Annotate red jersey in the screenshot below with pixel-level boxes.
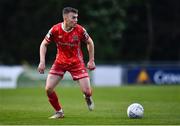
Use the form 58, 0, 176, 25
45, 23, 89, 65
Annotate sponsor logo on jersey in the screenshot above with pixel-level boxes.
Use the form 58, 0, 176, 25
57, 41, 77, 47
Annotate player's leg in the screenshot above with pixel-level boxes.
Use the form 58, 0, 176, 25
45, 74, 64, 119
46, 74, 62, 111
78, 77, 94, 111
78, 77, 92, 96
69, 63, 94, 111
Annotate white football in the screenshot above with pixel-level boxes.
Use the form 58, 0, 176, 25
127, 103, 144, 118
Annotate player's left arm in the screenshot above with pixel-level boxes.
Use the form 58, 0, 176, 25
86, 37, 96, 70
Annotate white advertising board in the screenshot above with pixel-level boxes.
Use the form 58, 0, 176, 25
92, 65, 123, 86
0, 66, 24, 88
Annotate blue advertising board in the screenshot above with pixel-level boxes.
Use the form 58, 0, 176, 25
127, 66, 180, 85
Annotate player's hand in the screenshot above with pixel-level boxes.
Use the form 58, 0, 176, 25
38, 62, 46, 74
87, 60, 96, 71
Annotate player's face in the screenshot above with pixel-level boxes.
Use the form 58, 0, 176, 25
66, 12, 78, 28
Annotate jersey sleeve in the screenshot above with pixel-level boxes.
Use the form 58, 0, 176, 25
45, 26, 56, 43
80, 27, 90, 42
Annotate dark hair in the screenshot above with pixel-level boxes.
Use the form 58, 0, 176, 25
63, 7, 78, 15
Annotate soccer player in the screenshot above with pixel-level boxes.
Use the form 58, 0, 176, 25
38, 7, 95, 119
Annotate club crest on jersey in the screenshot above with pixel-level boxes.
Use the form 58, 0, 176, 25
73, 35, 78, 41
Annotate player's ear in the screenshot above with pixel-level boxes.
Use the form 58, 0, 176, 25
63, 14, 66, 20
63, 14, 68, 21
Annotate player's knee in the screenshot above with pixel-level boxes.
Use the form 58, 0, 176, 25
45, 86, 53, 95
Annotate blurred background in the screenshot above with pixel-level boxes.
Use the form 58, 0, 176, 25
1, 0, 180, 88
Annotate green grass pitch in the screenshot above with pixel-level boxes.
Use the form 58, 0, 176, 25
0, 85, 180, 125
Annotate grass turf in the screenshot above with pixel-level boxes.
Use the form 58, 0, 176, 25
0, 85, 180, 125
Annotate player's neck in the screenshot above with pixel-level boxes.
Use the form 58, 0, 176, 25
62, 22, 73, 32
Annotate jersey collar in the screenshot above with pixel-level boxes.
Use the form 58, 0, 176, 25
61, 23, 74, 33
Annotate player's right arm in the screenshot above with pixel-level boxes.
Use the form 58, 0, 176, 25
38, 39, 50, 74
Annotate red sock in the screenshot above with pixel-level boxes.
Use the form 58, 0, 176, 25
47, 91, 61, 111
